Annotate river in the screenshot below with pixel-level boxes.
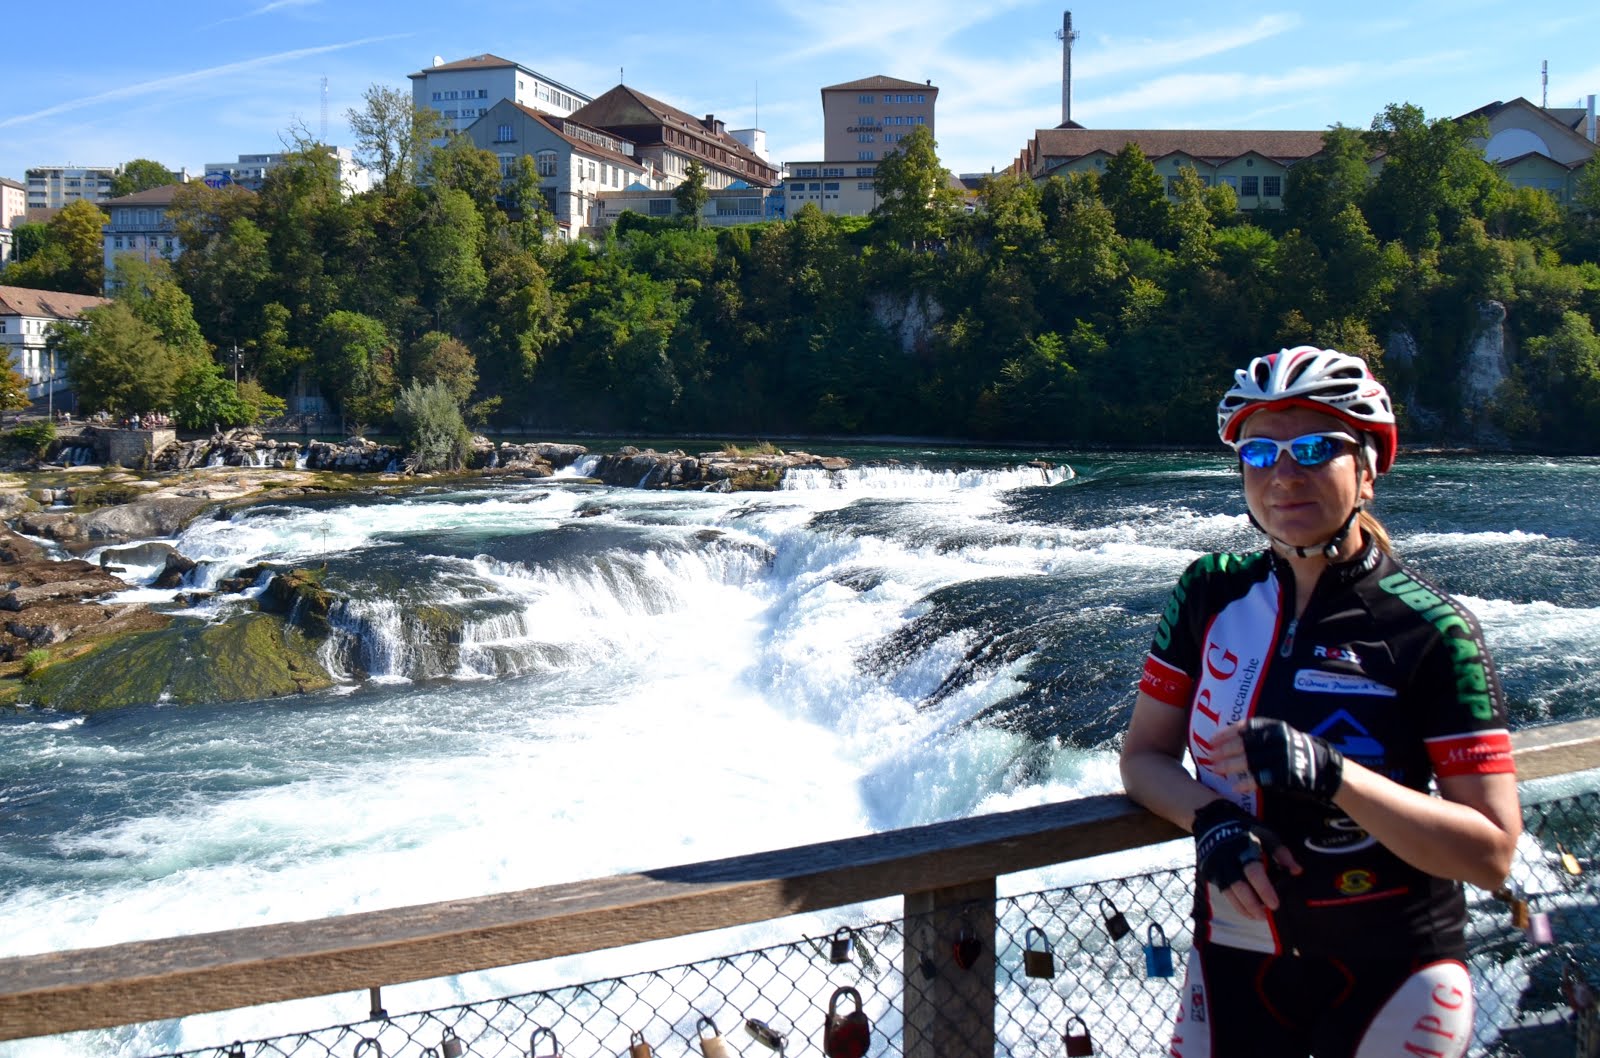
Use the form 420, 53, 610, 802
2, 446, 1598, 1056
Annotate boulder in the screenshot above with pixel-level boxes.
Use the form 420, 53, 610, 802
76, 496, 213, 542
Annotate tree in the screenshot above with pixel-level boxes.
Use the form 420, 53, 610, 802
432, 134, 506, 222
110, 159, 176, 198
172, 359, 252, 430
1285, 125, 1372, 246
1364, 103, 1502, 251
1100, 143, 1170, 243
394, 380, 472, 471
404, 332, 478, 405
871, 126, 960, 248
2, 201, 107, 293
49, 303, 185, 415
673, 160, 711, 229
347, 84, 446, 192
411, 188, 487, 327
0, 364, 31, 425
317, 310, 397, 431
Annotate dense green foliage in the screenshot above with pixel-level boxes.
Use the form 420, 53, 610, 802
27, 97, 1598, 450
1, 200, 108, 294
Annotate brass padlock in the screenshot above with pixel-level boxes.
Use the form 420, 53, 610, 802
697, 1015, 732, 1058
1561, 842, 1583, 876
1064, 1015, 1094, 1057
1023, 925, 1055, 979
1509, 887, 1531, 930
823, 985, 871, 1058
528, 1026, 560, 1058
829, 926, 856, 964
628, 1030, 652, 1058
1100, 898, 1131, 942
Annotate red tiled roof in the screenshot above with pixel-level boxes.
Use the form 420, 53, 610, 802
102, 184, 185, 207
0, 285, 111, 319
1027, 128, 1331, 167
506, 103, 645, 172
571, 86, 776, 184
410, 53, 519, 77
822, 75, 936, 93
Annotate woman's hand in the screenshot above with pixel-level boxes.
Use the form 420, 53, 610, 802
1192, 799, 1302, 919
1211, 718, 1344, 800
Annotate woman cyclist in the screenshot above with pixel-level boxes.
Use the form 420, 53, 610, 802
1119, 346, 1521, 1057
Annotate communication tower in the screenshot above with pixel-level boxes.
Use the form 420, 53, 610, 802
321, 76, 330, 143
1541, 60, 1548, 108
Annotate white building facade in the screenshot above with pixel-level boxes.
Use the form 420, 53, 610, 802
0, 177, 25, 267
0, 285, 110, 401
783, 75, 939, 217
409, 54, 592, 136
24, 165, 116, 212
463, 100, 650, 238
100, 185, 184, 290
203, 147, 371, 197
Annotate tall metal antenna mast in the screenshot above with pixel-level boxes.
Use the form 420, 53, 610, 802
320, 76, 329, 142
1055, 11, 1078, 126
1541, 60, 1548, 108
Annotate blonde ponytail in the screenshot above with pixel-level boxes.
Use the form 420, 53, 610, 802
1360, 509, 1393, 554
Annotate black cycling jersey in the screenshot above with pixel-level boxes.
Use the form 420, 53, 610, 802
1140, 541, 1514, 959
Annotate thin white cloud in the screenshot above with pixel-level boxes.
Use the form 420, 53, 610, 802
772, 0, 1034, 63
208, 0, 322, 30
1075, 15, 1301, 80
0, 35, 408, 130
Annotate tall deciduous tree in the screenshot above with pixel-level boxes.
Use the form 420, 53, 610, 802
673, 160, 710, 228
1100, 143, 1170, 244
871, 126, 960, 248
347, 84, 446, 193
317, 310, 397, 431
1364, 103, 1503, 251
111, 159, 176, 198
2, 200, 108, 294
49, 303, 185, 415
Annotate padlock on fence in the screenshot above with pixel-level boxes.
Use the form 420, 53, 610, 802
627, 1029, 653, 1058
1063, 1015, 1094, 1057
745, 1017, 787, 1052
953, 920, 983, 970
226, 1044, 246, 1058
1561, 842, 1584, 877
1144, 923, 1174, 977
528, 1027, 560, 1058
823, 985, 872, 1058
697, 1015, 733, 1058
1511, 891, 1532, 930
1100, 898, 1131, 942
440, 1031, 466, 1058
1527, 906, 1555, 945
1023, 925, 1056, 979
830, 926, 856, 964
353, 1039, 382, 1058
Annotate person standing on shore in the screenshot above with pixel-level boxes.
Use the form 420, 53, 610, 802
1120, 346, 1521, 1057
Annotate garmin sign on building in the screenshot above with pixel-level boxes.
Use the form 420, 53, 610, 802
784, 74, 938, 218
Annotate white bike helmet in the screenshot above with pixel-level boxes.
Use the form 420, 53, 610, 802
1217, 346, 1398, 473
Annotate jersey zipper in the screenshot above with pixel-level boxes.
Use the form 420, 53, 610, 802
1279, 617, 1298, 658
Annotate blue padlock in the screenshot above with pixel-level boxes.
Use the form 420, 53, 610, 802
1144, 923, 1174, 978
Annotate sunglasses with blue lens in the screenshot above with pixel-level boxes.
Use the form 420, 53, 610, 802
1230, 431, 1358, 470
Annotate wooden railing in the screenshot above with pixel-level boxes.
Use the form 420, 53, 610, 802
3, 718, 1600, 1046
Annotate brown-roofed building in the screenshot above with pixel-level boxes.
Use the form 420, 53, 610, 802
100, 184, 187, 291
568, 85, 780, 191
1458, 96, 1596, 205
785, 74, 939, 218
1014, 128, 1334, 211
0, 285, 111, 404
409, 53, 593, 135
463, 100, 650, 237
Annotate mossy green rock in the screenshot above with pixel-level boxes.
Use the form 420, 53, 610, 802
24, 613, 335, 712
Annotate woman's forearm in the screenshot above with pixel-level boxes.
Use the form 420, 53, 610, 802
1120, 749, 1219, 834
1333, 762, 1518, 890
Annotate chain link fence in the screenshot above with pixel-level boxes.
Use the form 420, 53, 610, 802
136, 787, 1600, 1058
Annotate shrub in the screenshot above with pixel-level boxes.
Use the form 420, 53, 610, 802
393, 380, 471, 472
5, 421, 56, 458
21, 649, 50, 678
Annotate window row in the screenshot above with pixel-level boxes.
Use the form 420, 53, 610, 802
431, 89, 490, 101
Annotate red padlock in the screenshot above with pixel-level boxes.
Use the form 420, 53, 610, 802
823, 985, 872, 1058
952, 922, 983, 970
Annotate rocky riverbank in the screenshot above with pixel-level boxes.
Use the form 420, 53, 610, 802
1, 439, 852, 712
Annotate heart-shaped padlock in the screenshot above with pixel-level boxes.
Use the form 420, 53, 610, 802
823, 985, 871, 1058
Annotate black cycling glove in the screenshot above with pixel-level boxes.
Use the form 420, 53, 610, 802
1192, 799, 1285, 892
1240, 717, 1345, 801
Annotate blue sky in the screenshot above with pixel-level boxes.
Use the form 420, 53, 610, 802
2, 0, 1598, 187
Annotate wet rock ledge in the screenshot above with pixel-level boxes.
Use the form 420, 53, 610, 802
590, 447, 850, 490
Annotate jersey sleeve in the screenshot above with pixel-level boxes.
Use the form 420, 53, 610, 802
1139, 556, 1211, 708
1401, 578, 1514, 778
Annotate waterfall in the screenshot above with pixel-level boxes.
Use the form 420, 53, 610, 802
782, 464, 1074, 491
